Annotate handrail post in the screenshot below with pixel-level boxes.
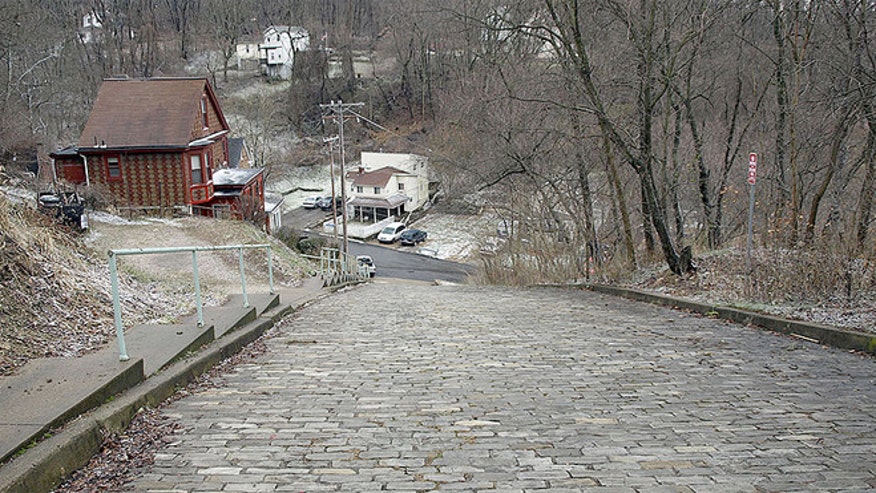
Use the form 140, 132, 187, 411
109, 253, 130, 361
192, 250, 204, 327
238, 247, 249, 308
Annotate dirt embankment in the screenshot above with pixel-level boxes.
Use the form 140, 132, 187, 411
0, 197, 308, 377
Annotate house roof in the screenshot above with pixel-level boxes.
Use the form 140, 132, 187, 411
265, 25, 308, 37
78, 77, 229, 150
213, 167, 262, 187
264, 192, 284, 212
347, 166, 410, 188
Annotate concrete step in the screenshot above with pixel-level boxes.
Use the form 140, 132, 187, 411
0, 292, 276, 465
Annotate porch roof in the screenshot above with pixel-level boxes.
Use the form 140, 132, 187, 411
349, 193, 409, 209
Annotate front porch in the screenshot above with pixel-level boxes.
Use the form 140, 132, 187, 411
348, 194, 409, 224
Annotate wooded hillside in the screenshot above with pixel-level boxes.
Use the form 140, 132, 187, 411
1, 0, 874, 282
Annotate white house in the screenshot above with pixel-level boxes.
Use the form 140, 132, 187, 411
259, 26, 310, 80
327, 51, 377, 80
235, 41, 260, 71
264, 192, 284, 235
79, 11, 102, 44
345, 152, 430, 225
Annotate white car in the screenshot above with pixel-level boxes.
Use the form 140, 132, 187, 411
302, 196, 323, 209
377, 222, 406, 243
356, 255, 376, 277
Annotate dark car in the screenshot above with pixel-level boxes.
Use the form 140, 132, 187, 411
318, 196, 344, 211
399, 228, 428, 246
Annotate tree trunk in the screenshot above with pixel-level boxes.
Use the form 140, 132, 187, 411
805, 112, 850, 245
857, 114, 876, 251
603, 136, 636, 268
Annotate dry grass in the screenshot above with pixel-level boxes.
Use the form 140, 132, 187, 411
0, 198, 310, 377
475, 232, 876, 334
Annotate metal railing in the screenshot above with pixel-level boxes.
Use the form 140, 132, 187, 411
108, 244, 274, 361
316, 247, 370, 287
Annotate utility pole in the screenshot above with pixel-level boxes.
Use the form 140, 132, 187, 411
324, 136, 339, 245
320, 99, 364, 254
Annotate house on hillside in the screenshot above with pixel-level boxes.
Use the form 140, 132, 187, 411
79, 11, 102, 44
210, 167, 265, 221
50, 77, 268, 229
235, 40, 260, 71
345, 152, 430, 225
259, 26, 310, 80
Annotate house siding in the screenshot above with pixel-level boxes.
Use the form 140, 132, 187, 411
102, 153, 187, 208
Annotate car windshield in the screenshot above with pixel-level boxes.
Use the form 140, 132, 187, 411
381, 227, 395, 234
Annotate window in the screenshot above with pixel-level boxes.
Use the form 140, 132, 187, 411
356, 186, 363, 193
398, 182, 405, 191
191, 154, 203, 184
106, 156, 121, 181
373, 187, 381, 194
200, 96, 209, 128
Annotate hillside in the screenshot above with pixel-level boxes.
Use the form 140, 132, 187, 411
0, 191, 310, 377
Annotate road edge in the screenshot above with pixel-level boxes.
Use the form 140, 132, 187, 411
578, 283, 876, 355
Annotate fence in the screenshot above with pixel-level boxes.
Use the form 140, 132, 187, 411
108, 244, 274, 361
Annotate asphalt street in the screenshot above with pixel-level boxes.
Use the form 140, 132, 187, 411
348, 241, 475, 284
120, 282, 876, 492
282, 205, 475, 284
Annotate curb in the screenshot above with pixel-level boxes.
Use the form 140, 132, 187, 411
0, 291, 321, 493
580, 284, 876, 355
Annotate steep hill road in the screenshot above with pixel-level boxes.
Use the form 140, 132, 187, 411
116, 280, 876, 492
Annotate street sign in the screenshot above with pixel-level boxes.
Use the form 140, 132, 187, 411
746, 152, 757, 273
747, 152, 757, 185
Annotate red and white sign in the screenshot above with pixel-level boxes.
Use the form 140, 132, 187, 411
747, 152, 757, 185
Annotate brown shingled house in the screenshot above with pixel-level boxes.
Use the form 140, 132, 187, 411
50, 77, 241, 216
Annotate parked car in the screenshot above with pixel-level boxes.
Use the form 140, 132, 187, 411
356, 255, 376, 277
377, 222, 406, 243
399, 228, 428, 246
302, 195, 323, 209
318, 196, 345, 211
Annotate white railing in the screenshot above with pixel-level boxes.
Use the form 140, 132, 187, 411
108, 244, 274, 361
318, 247, 370, 287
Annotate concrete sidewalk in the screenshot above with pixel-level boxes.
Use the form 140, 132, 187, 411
0, 274, 326, 493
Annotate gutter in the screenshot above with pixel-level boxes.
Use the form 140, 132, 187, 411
189, 130, 229, 147
81, 154, 90, 187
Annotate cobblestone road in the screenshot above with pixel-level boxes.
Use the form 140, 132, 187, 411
128, 281, 876, 492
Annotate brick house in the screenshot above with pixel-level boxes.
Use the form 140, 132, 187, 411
50, 77, 262, 219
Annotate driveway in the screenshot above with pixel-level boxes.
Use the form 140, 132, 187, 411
119, 282, 876, 492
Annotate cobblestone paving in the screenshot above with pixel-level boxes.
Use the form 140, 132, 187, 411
128, 282, 876, 492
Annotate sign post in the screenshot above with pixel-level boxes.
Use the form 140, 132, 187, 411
746, 153, 757, 273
